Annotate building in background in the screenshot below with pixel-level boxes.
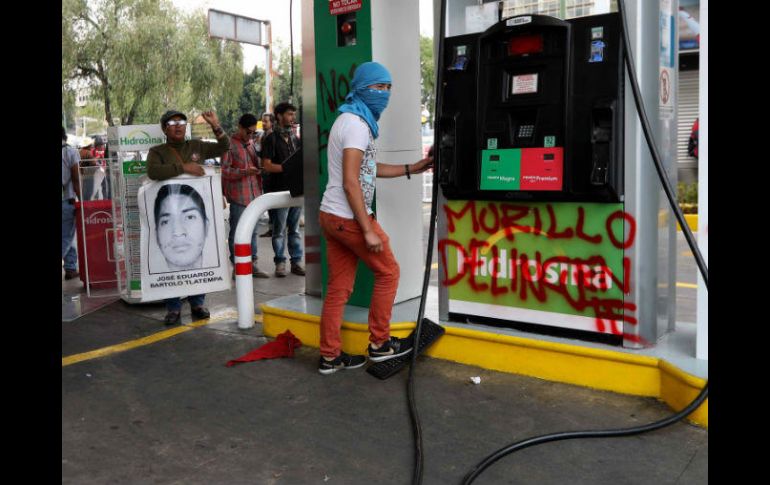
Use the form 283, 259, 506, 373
676, 0, 700, 184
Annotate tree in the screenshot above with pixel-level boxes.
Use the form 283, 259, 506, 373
272, 43, 303, 112
420, 35, 436, 127
62, 0, 244, 127
238, 65, 267, 118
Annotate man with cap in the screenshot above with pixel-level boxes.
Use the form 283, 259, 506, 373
147, 109, 230, 325
317, 62, 433, 375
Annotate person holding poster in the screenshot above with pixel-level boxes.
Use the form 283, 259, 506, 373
147, 109, 230, 325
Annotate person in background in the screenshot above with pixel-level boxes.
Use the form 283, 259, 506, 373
259, 112, 276, 238
62, 127, 81, 281
260, 102, 305, 278
146, 109, 230, 325
687, 118, 699, 160
221, 113, 270, 278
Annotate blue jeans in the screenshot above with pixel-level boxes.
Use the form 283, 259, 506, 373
61, 200, 78, 271
228, 202, 259, 264
269, 206, 303, 264
165, 295, 205, 312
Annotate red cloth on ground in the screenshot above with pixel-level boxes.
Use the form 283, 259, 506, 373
226, 330, 302, 367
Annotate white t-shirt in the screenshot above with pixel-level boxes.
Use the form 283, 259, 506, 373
320, 112, 377, 219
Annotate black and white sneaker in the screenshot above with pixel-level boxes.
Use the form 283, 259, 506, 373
368, 336, 413, 362
318, 352, 367, 375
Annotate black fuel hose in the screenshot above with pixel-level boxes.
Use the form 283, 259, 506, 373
407, 0, 449, 482
460, 0, 708, 482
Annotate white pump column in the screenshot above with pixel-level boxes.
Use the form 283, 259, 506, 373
369, 0, 426, 303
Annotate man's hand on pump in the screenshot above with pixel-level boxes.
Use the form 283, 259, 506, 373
409, 155, 434, 175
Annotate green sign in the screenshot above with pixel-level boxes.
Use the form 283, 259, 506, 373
487, 138, 498, 150
480, 149, 520, 190
442, 200, 629, 328
122, 161, 147, 175
544, 136, 556, 148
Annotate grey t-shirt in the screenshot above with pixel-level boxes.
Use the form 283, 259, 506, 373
62, 143, 81, 200
320, 113, 376, 219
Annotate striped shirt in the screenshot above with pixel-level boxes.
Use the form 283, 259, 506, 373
221, 134, 263, 206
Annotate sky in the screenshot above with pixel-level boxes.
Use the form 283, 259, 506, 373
173, 0, 436, 73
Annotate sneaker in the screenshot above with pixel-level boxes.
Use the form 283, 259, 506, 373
191, 306, 210, 320
275, 262, 287, 277
318, 352, 367, 375
64, 269, 79, 280
368, 336, 414, 362
252, 262, 270, 278
290, 262, 306, 276
164, 311, 181, 326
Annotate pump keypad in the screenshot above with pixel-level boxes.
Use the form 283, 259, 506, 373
518, 125, 535, 138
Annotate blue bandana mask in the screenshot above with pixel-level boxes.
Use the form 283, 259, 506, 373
338, 62, 393, 139
359, 88, 391, 120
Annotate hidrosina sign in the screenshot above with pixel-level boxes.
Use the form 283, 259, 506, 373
107, 124, 191, 152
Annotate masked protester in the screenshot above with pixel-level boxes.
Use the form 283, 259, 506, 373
316, 62, 433, 375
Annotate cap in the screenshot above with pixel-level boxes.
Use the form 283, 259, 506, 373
160, 110, 187, 127
78, 137, 94, 148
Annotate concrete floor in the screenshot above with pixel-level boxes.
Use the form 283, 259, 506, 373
62, 226, 707, 485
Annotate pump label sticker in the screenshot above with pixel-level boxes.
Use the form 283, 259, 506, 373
520, 147, 563, 191
480, 149, 520, 191
507, 16, 532, 27
480, 148, 562, 191
512, 74, 538, 95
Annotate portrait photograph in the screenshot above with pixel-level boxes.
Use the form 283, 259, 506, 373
143, 178, 221, 274
137, 171, 231, 302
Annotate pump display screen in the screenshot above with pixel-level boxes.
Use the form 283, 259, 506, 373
507, 34, 544, 56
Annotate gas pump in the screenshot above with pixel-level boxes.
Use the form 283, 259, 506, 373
439, 13, 623, 202
435, 10, 671, 347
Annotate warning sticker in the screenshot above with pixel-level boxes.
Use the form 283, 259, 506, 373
329, 0, 362, 16
512, 74, 538, 95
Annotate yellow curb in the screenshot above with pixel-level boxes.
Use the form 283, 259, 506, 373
261, 305, 707, 427
62, 311, 261, 367
677, 214, 698, 232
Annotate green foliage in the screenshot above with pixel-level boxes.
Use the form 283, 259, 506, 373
62, 0, 244, 128
273, 43, 303, 112
677, 182, 698, 204
420, 35, 436, 126
677, 182, 698, 213
237, 65, 267, 119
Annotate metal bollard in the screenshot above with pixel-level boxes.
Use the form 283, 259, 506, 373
235, 191, 303, 329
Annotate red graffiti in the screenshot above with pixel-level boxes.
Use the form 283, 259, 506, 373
440, 201, 641, 341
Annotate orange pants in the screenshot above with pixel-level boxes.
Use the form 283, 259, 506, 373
319, 210, 400, 358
